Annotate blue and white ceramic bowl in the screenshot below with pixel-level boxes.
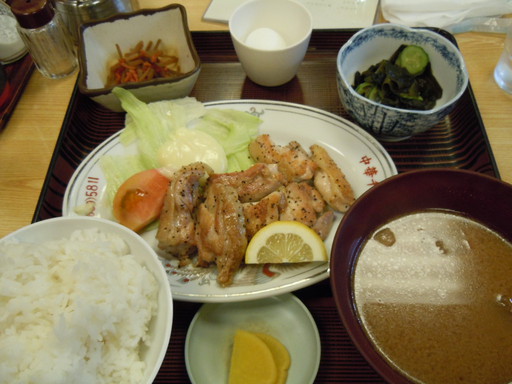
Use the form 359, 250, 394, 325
336, 24, 468, 141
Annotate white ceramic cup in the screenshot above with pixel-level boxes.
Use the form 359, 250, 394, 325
229, 0, 312, 87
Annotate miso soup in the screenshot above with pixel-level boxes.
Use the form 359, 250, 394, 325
354, 210, 512, 384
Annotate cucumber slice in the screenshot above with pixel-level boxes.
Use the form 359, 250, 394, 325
355, 82, 373, 96
395, 45, 429, 76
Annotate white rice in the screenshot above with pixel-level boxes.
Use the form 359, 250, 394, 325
0, 228, 159, 384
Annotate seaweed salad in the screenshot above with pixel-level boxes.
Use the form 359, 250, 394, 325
353, 44, 443, 110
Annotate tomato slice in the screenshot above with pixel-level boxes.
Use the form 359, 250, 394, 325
113, 169, 171, 232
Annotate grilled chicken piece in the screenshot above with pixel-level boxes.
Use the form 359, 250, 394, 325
196, 183, 247, 287
280, 182, 326, 227
156, 162, 212, 263
208, 162, 284, 203
279, 182, 335, 239
313, 211, 335, 240
249, 134, 317, 182
310, 144, 355, 213
243, 189, 286, 239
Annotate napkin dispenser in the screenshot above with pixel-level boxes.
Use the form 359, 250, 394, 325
381, 0, 512, 31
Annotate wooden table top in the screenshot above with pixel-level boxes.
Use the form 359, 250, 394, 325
1, 0, 511, 238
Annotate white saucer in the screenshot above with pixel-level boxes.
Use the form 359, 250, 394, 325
185, 293, 321, 383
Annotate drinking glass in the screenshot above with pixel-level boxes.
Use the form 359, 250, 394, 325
494, 25, 512, 94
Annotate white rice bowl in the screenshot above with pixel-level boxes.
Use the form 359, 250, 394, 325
0, 217, 173, 384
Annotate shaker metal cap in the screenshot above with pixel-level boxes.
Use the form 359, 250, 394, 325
11, 0, 55, 29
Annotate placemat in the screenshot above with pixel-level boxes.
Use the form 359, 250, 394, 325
32, 29, 499, 383
203, 0, 379, 29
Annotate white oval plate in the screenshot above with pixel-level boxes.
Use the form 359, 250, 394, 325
63, 100, 397, 302
185, 293, 321, 384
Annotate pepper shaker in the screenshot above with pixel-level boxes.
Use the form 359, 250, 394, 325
11, 0, 77, 79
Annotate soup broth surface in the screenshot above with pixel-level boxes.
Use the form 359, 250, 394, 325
354, 210, 512, 384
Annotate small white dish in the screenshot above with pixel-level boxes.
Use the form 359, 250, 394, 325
185, 293, 321, 384
77, 4, 200, 112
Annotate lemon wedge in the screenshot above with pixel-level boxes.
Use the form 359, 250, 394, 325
229, 330, 277, 384
245, 221, 328, 264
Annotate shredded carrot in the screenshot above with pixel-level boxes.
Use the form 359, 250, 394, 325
106, 40, 182, 87
115, 43, 123, 59
134, 41, 144, 52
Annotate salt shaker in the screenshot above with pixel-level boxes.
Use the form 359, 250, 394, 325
0, 0, 27, 64
11, 0, 77, 79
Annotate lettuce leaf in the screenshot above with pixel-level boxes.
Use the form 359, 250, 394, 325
103, 89, 261, 206
194, 109, 261, 172
113, 87, 207, 168
100, 154, 147, 205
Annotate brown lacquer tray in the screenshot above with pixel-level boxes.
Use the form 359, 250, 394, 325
0, 54, 34, 131
33, 30, 498, 383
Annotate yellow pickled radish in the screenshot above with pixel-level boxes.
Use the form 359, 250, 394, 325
254, 333, 291, 384
228, 330, 277, 384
